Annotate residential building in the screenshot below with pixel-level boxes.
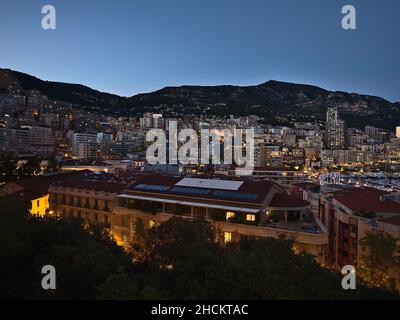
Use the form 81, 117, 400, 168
49, 177, 127, 230
318, 187, 400, 288
325, 107, 346, 150
113, 176, 328, 263
71, 132, 99, 159
140, 113, 164, 129
1, 171, 89, 216
8, 125, 54, 155
0, 94, 14, 117
225, 166, 308, 184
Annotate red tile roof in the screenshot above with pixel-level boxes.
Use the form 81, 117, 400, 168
269, 193, 310, 208
4, 170, 91, 201
292, 182, 319, 189
379, 215, 400, 226
334, 187, 400, 214
52, 178, 127, 193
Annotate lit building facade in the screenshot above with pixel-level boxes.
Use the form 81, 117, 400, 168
317, 187, 400, 288
2, 171, 89, 216
71, 132, 99, 159
325, 107, 347, 150
224, 166, 308, 184
113, 176, 328, 263
48, 178, 126, 239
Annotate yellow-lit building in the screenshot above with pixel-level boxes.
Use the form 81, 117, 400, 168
1, 170, 90, 216
29, 194, 49, 216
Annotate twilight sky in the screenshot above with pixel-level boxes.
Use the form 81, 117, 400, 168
0, 0, 399, 102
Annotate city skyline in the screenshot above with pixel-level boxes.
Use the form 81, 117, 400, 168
1, 0, 400, 101
1, 0, 400, 304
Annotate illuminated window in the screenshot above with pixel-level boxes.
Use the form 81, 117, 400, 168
246, 214, 256, 222
226, 211, 235, 221
149, 220, 156, 228
224, 232, 232, 243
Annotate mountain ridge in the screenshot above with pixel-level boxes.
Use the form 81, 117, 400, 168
1, 68, 399, 129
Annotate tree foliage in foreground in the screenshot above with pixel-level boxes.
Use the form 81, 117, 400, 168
0, 198, 132, 299
358, 231, 400, 291
133, 217, 396, 300
0, 199, 397, 300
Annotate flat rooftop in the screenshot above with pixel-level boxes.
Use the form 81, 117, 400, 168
124, 175, 277, 206
121, 175, 310, 213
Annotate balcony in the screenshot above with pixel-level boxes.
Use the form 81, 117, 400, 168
214, 221, 328, 246
114, 206, 328, 246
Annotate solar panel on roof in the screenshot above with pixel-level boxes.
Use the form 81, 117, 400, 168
170, 186, 210, 195
134, 184, 170, 191
175, 178, 243, 190
212, 190, 258, 200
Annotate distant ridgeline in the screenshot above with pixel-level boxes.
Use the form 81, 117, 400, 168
1, 68, 399, 129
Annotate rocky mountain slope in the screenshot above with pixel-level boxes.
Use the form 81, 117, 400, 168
1, 68, 399, 129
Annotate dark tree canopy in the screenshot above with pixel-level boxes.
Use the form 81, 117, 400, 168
359, 231, 400, 291
0, 199, 397, 300
0, 197, 133, 299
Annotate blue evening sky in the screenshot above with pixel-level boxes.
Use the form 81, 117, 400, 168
0, 0, 399, 101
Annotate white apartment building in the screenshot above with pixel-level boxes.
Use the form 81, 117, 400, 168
72, 132, 99, 159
